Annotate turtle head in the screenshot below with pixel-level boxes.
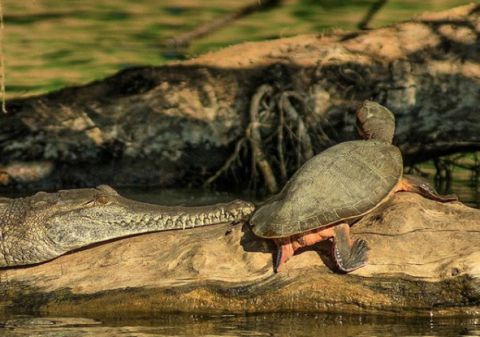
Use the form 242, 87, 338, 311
356, 101, 395, 143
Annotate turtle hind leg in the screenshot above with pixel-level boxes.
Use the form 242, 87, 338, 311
398, 174, 458, 202
332, 223, 369, 273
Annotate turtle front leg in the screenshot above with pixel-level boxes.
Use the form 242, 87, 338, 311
331, 223, 369, 273
396, 174, 458, 202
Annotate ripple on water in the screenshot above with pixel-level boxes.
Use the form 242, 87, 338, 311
0, 314, 479, 337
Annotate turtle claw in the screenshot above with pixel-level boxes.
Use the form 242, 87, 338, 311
273, 238, 294, 273
331, 223, 369, 273
333, 238, 370, 274
435, 193, 458, 203
274, 249, 282, 273
353, 239, 369, 255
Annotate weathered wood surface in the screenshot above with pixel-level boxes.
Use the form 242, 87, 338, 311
1, 193, 479, 317
1, 5, 479, 191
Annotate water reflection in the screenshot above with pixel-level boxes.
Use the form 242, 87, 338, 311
117, 186, 248, 206
117, 170, 480, 209
0, 314, 479, 337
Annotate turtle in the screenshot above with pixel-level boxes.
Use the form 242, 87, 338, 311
249, 101, 457, 273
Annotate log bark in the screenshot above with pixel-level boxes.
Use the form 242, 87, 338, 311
0, 193, 479, 316
1, 4, 480, 191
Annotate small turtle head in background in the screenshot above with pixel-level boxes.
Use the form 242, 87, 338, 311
356, 100, 395, 143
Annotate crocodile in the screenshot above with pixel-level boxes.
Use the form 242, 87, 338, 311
0, 185, 254, 267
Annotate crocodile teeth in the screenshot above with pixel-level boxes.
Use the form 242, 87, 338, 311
178, 215, 188, 229
171, 215, 179, 226
191, 216, 198, 227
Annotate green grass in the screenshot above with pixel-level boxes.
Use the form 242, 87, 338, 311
2, 0, 472, 98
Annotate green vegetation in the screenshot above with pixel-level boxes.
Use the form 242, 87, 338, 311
3, 0, 469, 98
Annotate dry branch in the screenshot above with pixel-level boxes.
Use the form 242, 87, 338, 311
164, 0, 283, 47
357, 0, 388, 29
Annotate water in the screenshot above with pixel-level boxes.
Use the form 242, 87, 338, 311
117, 186, 247, 206
119, 170, 479, 208
415, 157, 480, 209
433, 175, 480, 209
0, 314, 479, 337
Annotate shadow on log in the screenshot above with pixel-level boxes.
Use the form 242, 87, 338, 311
0, 5, 479, 192
1, 193, 479, 316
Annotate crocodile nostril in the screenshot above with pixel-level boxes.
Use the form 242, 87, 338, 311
451, 267, 461, 276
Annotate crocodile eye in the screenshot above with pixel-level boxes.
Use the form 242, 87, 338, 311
95, 195, 110, 205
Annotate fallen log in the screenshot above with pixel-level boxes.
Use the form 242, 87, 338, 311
0, 4, 479, 191
1, 193, 479, 316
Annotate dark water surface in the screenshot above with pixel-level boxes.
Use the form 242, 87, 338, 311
0, 314, 479, 337
117, 171, 479, 208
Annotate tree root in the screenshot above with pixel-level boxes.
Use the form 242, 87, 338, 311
203, 138, 246, 187
247, 84, 278, 194
279, 91, 314, 169
205, 84, 317, 195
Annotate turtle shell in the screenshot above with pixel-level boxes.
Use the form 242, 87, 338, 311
250, 140, 402, 238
